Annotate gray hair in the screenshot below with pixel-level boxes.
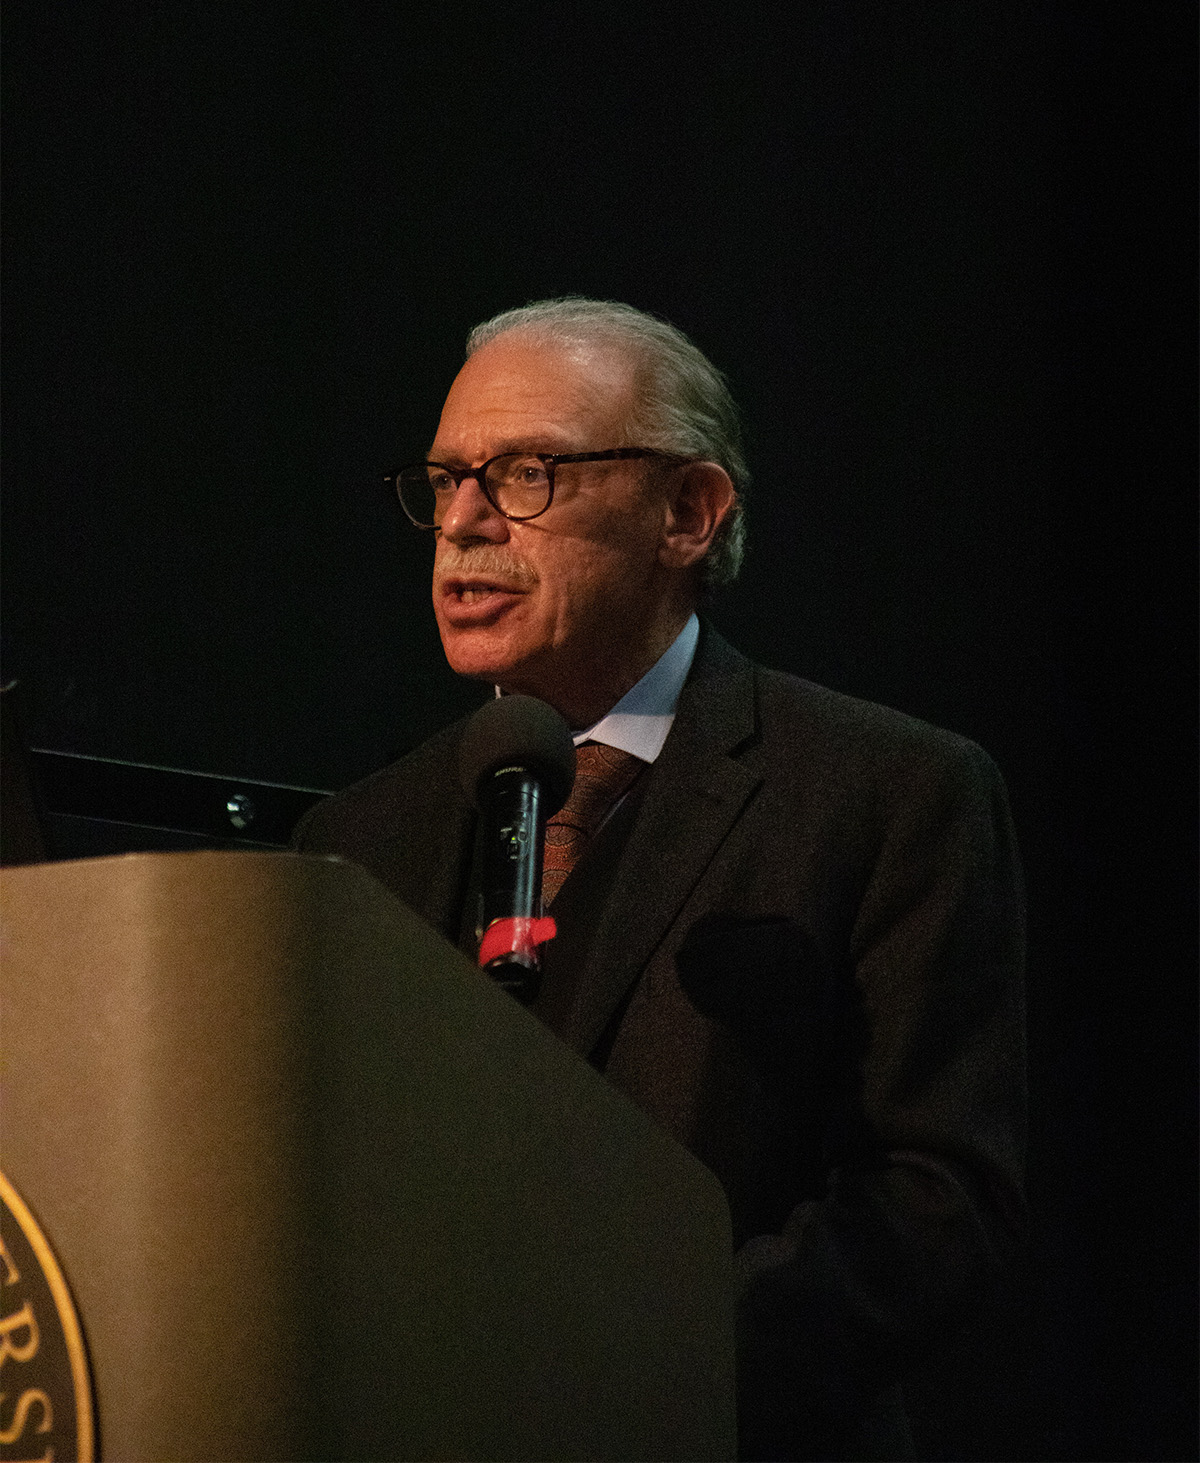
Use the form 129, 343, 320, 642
465, 297, 747, 588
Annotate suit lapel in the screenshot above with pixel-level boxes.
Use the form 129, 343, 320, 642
559, 627, 763, 1056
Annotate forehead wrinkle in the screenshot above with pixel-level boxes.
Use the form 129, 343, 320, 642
553, 338, 641, 436
487, 329, 641, 433
437, 435, 582, 464
432, 333, 643, 469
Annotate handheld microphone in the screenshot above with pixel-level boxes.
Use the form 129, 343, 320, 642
458, 695, 575, 1003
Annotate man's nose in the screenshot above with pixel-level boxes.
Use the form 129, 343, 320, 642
438, 472, 508, 543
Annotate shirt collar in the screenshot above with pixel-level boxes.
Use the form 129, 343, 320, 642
572, 613, 699, 763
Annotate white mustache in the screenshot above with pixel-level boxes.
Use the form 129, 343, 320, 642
436, 546, 538, 586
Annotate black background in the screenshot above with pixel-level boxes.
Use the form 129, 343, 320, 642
3, 5, 1195, 1458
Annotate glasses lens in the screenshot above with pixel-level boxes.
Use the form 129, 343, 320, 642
396, 464, 454, 527
485, 455, 552, 519
396, 456, 553, 526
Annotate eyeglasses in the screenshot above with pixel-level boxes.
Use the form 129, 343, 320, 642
386, 448, 695, 530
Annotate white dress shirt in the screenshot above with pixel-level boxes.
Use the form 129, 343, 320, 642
571, 613, 700, 762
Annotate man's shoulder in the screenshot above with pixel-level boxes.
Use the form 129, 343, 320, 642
294, 713, 472, 853
759, 662, 1004, 813
760, 660, 982, 758
696, 626, 1003, 798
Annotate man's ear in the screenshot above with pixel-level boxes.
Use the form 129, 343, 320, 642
658, 462, 737, 571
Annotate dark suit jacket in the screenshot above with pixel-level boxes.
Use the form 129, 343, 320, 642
295, 626, 1026, 1461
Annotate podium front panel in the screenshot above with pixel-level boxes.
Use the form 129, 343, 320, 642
0, 851, 734, 1461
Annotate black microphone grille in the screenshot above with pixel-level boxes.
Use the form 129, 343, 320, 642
457, 695, 576, 815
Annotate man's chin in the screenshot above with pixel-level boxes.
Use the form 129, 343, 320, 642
438, 626, 524, 686
441, 637, 562, 707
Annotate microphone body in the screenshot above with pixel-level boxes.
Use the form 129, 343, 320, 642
476, 766, 553, 998
458, 696, 575, 1003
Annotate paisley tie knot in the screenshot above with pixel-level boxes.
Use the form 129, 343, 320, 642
542, 742, 644, 907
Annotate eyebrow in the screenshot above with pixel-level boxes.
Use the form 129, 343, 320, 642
426, 437, 576, 464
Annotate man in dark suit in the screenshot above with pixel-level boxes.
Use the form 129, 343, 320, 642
297, 298, 1026, 1461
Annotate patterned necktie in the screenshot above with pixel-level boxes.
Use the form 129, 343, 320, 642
542, 742, 645, 907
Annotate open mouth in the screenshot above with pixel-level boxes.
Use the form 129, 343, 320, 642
442, 578, 525, 603
438, 577, 530, 623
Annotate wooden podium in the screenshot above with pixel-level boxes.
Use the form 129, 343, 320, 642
0, 852, 735, 1462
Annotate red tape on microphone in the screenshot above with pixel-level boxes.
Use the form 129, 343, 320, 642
478, 916, 558, 968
